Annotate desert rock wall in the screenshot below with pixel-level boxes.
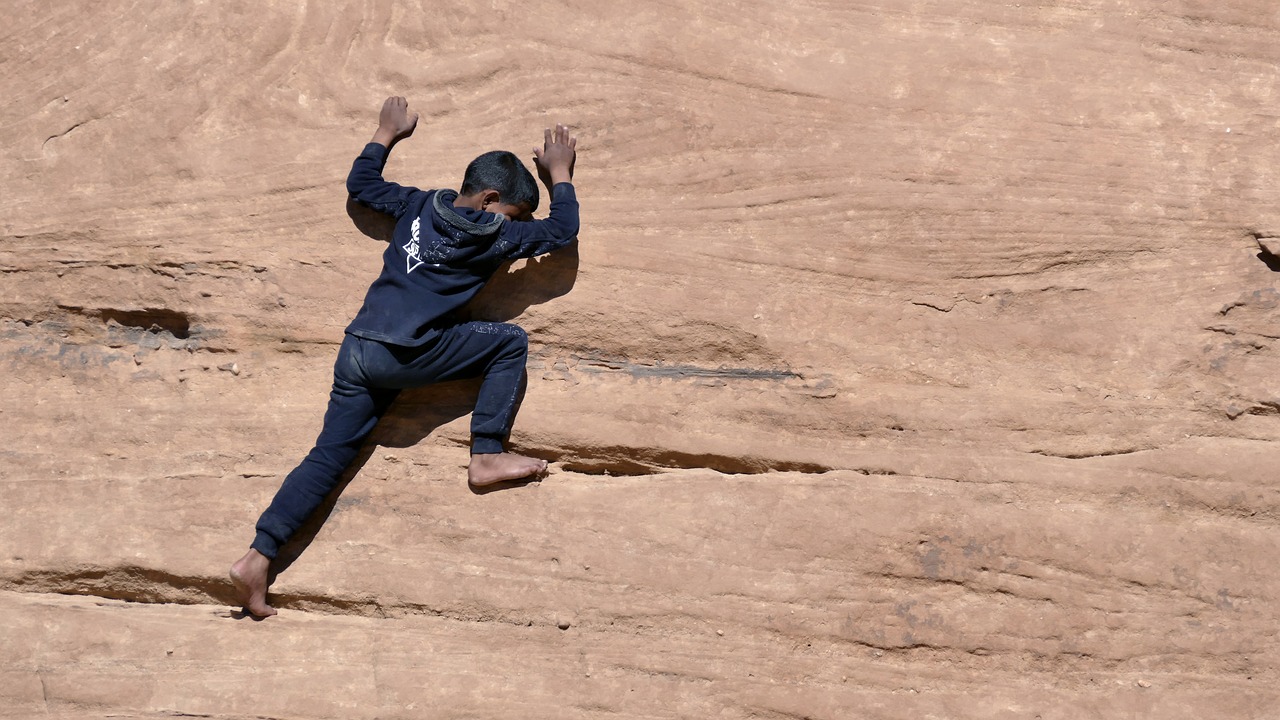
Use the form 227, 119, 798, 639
3, 1, 1279, 718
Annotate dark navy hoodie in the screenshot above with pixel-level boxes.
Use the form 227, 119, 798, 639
343, 142, 579, 346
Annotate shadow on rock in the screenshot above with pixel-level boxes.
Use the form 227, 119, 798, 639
346, 198, 397, 242
464, 239, 579, 322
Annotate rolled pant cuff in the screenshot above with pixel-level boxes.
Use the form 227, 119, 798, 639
471, 436, 505, 455
250, 531, 281, 560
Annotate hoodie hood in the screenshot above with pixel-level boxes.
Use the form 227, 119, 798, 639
432, 189, 505, 237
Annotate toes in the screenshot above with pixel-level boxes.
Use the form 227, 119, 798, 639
246, 604, 277, 618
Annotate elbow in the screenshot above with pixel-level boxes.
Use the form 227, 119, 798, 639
558, 217, 580, 241
346, 162, 377, 197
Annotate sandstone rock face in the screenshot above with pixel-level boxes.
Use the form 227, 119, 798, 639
3, 1, 1279, 717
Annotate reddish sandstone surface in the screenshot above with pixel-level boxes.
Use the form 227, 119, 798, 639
3, 1, 1279, 718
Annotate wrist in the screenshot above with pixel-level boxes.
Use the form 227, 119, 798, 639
371, 127, 398, 148
549, 168, 572, 185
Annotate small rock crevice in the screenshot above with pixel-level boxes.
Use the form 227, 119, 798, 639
515, 442, 833, 477
1026, 446, 1155, 460
4, 305, 212, 352
569, 354, 800, 381
65, 305, 193, 339
1226, 400, 1280, 420
1, 565, 540, 627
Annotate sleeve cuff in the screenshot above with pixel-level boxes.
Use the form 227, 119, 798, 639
361, 142, 390, 161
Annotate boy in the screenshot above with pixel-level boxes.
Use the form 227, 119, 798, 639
230, 96, 580, 618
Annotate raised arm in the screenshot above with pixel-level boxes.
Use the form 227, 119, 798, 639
501, 124, 580, 259
346, 96, 424, 219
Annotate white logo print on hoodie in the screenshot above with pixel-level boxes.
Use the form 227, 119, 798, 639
403, 216, 425, 274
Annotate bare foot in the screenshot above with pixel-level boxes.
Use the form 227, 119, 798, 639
230, 549, 277, 618
468, 452, 548, 487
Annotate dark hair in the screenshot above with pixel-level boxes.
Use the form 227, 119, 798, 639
461, 150, 539, 212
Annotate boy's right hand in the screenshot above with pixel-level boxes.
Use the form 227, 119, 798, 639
372, 96, 419, 148
533, 124, 577, 187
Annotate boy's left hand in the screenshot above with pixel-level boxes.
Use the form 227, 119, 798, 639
372, 96, 419, 147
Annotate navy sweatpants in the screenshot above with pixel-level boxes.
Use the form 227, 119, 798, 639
250, 321, 528, 559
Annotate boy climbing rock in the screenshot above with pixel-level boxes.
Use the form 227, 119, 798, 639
230, 96, 580, 617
